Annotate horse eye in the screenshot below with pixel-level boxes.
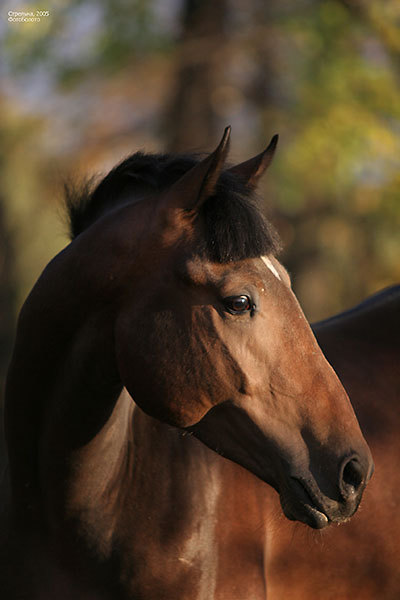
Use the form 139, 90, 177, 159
224, 295, 252, 314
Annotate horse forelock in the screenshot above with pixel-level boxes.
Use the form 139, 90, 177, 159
64, 152, 281, 263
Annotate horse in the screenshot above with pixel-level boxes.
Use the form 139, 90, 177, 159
1, 128, 373, 599
265, 285, 400, 599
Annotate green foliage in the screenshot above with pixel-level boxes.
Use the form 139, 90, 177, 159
261, 0, 400, 317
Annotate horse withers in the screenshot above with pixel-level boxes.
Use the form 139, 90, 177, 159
1, 129, 373, 599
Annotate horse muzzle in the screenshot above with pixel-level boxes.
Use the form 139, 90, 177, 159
280, 454, 374, 530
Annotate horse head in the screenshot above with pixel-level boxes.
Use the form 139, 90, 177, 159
112, 128, 373, 529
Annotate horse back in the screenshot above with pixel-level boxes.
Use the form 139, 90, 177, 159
313, 285, 400, 434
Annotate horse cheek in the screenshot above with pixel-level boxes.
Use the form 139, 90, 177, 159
114, 312, 213, 427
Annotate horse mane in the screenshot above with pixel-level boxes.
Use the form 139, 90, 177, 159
64, 152, 281, 263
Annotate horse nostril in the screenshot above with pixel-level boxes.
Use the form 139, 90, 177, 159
340, 457, 365, 499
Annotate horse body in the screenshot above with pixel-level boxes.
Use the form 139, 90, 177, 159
266, 286, 400, 599
1, 130, 373, 599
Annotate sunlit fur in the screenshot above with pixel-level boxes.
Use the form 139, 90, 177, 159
265, 285, 400, 599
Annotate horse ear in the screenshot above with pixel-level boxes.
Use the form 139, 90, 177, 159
163, 126, 231, 213
228, 134, 278, 188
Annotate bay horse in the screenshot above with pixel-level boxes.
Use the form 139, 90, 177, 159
265, 285, 400, 599
1, 128, 373, 599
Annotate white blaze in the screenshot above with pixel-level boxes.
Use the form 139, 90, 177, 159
261, 256, 281, 280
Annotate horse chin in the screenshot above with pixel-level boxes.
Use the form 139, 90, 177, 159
279, 478, 332, 530
281, 498, 330, 530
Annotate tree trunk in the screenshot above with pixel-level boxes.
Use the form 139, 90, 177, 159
163, 0, 229, 152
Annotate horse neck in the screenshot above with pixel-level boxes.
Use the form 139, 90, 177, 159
102, 408, 271, 596
4, 232, 130, 523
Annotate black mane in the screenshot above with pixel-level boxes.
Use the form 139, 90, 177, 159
65, 152, 281, 262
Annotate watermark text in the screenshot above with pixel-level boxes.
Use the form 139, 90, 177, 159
7, 9, 50, 23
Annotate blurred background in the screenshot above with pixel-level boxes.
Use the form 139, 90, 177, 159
1, 0, 400, 393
